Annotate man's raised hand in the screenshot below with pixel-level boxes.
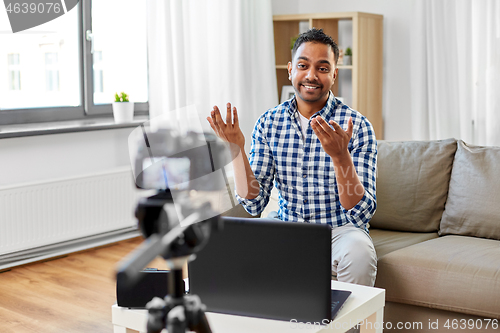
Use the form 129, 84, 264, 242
207, 103, 245, 149
311, 116, 353, 162
207, 103, 258, 199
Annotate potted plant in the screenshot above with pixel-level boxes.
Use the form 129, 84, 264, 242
290, 35, 299, 50
344, 47, 352, 66
112, 92, 134, 123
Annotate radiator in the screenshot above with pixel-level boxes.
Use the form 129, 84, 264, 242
0, 167, 147, 268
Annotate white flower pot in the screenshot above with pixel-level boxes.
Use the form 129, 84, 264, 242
344, 55, 352, 66
112, 102, 134, 123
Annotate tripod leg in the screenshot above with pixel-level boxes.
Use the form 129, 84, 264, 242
191, 311, 212, 333
146, 297, 167, 333
167, 305, 187, 333
184, 295, 212, 333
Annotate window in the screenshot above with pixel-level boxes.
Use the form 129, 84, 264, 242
89, 0, 148, 108
44, 52, 60, 92
2, 7, 79, 111
0, 0, 148, 125
7, 53, 21, 91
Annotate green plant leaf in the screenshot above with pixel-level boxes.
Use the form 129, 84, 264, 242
121, 92, 129, 102
115, 92, 129, 102
290, 35, 299, 50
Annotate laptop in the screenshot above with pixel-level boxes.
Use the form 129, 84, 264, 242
188, 217, 351, 323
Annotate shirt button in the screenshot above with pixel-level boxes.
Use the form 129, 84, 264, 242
303, 174, 307, 178
304, 199, 308, 203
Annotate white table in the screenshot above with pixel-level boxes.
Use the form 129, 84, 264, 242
112, 280, 385, 333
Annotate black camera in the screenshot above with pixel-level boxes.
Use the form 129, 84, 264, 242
131, 128, 234, 192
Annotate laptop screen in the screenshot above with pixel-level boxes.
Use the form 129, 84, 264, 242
188, 217, 334, 322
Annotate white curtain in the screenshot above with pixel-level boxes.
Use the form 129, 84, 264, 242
411, 0, 500, 146
146, 0, 278, 151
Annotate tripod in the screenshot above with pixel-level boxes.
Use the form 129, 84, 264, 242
116, 195, 220, 333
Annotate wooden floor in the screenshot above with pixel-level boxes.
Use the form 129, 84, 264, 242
0, 236, 166, 333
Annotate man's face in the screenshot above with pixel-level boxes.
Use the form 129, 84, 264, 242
288, 42, 337, 105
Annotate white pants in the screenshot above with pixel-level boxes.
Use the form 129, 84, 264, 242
262, 212, 377, 287
331, 224, 377, 287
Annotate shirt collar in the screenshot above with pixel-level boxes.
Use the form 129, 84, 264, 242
287, 92, 337, 119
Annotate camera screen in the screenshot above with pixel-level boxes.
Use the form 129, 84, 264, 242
142, 157, 191, 190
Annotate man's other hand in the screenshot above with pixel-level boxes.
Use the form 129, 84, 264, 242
311, 116, 353, 162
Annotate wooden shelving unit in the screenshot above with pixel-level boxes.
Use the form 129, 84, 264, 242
273, 12, 384, 139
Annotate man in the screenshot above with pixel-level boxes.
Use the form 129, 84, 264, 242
207, 28, 377, 287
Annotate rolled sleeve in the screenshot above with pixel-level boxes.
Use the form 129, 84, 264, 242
236, 191, 266, 216
342, 191, 376, 229
344, 117, 378, 230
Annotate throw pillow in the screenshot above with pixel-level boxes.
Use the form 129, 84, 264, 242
440, 140, 500, 240
370, 139, 457, 232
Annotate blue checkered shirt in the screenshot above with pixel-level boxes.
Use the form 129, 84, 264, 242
236, 93, 377, 231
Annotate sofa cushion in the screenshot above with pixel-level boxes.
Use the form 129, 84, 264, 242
440, 141, 500, 240
383, 302, 499, 333
370, 139, 457, 232
370, 228, 438, 259
375, 235, 500, 318
221, 204, 258, 218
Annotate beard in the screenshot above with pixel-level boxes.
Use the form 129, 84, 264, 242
293, 80, 328, 103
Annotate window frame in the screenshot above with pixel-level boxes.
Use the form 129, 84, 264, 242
0, 0, 149, 126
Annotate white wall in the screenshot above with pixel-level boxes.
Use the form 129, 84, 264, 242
0, 128, 133, 187
271, 0, 415, 141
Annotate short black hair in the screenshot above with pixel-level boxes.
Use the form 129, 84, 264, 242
292, 28, 339, 65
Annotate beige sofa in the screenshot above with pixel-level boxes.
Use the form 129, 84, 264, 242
223, 138, 500, 332
370, 139, 500, 332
